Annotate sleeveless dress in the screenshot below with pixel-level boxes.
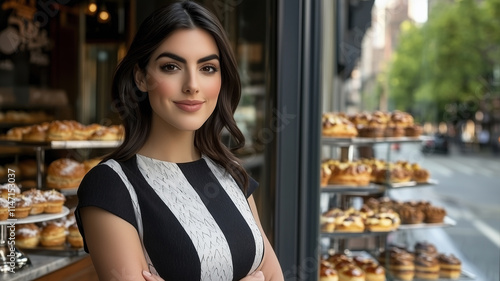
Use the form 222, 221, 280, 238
75, 154, 264, 281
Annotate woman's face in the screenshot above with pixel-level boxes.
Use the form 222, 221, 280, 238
136, 28, 221, 133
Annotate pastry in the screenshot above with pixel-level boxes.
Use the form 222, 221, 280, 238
18, 159, 39, 178
365, 198, 380, 213
46, 120, 74, 140
384, 123, 405, 138
90, 127, 119, 140
423, 205, 446, 223
412, 168, 430, 183
414, 241, 438, 257
335, 214, 365, 233
405, 124, 423, 137
437, 253, 461, 279
2, 126, 29, 141
373, 165, 412, 184
320, 261, 339, 281
43, 189, 66, 213
22, 189, 47, 215
0, 183, 21, 199
328, 162, 372, 186
320, 214, 337, 233
322, 113, 358, 137
321, 209, 345, 232
348, 112, 372, 128
110, 124, 125, 140
22, 124, 47, 142
338, 264, 365, 281
0, 198, 8, 220
356, 113, 385, 138
46, 158, 86, 189
398, 205, 424, 224
390, 110, 413, 128
67, 222, 84, 248
15, 223, 41, 248
359, 204, 375, 219
12, 196, 33, 218
40, 221, 67, 247
352, 256, 373, 269
320, 162, 332, 187
363, 263, 386, 281
333, 259, 356, 273
327, 253, 353, 266
365, 211, 400, 232
388, 251, 415, 281
73, 123, 103, 140
357, 122, 385, 138
415, 254, 440, 280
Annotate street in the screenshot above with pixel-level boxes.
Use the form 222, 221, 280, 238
375, 142, 500, 281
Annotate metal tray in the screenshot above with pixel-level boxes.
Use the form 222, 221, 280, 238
387, 269, 475, 281
397, 216, 456, 230
18, 244, 85, 257
322, 136, 431, 147
386, 179, 439, 189
0, 139, 121, 149
321, 229, 394, 238
321, 183, 385, 194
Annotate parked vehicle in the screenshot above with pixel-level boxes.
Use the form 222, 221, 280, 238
422, 133, 449, 154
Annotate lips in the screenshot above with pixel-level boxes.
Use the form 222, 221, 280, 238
174, 100, 205, 112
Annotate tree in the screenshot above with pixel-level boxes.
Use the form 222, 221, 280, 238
386, 0, 500, 124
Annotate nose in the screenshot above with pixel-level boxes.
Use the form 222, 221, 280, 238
182, 69, 200, 94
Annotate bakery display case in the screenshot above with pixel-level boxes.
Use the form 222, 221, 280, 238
0, 206, 70, 272
0, 120, 123, 276
318, 111, 470, 281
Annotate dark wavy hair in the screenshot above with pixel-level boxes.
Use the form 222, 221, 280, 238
107, 1, 249, 191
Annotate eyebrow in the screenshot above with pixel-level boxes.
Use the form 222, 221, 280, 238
155, 52, 220, 63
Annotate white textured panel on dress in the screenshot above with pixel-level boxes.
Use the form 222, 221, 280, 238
203, 156, 264, 273
101, 160, 159, 275
136, 155, 233, 281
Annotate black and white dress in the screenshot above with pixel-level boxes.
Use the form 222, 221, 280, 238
75, 154, 264, 281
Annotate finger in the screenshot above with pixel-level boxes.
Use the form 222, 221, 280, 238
142, 270, 165, 281
251, 271, 264, 278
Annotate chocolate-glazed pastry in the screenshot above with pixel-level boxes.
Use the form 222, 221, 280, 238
415, 254, 440, 280
437, 253, 461, 279
319, 262, 339, 281
414, 241, 438, 257
364, 263, 386, 281
388, 249, 415, 281
339, 264, 366, 281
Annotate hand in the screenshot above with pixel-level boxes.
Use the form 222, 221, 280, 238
239, 270, 265, 281
142, 270, 165, 281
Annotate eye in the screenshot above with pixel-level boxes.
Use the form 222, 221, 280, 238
201, 65, 218, 73
161, 63, 180, 72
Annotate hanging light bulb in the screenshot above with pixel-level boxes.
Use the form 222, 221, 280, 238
98, 3, 111, 23
87, 0, 97, 15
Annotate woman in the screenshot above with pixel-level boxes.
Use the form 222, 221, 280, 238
75, 1, 284, 281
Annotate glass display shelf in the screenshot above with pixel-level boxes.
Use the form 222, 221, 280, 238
0, 207, 69, 272
321, 136, 432, 147
0, 140, 122, 149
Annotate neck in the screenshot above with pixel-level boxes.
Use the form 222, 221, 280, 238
138, 116, 200, 163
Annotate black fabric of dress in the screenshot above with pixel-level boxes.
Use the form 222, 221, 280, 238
75, 155, 263, 281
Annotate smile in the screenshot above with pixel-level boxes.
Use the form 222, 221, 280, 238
174, 100, 205, 112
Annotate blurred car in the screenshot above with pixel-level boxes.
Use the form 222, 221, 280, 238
421, 133, 449, 154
